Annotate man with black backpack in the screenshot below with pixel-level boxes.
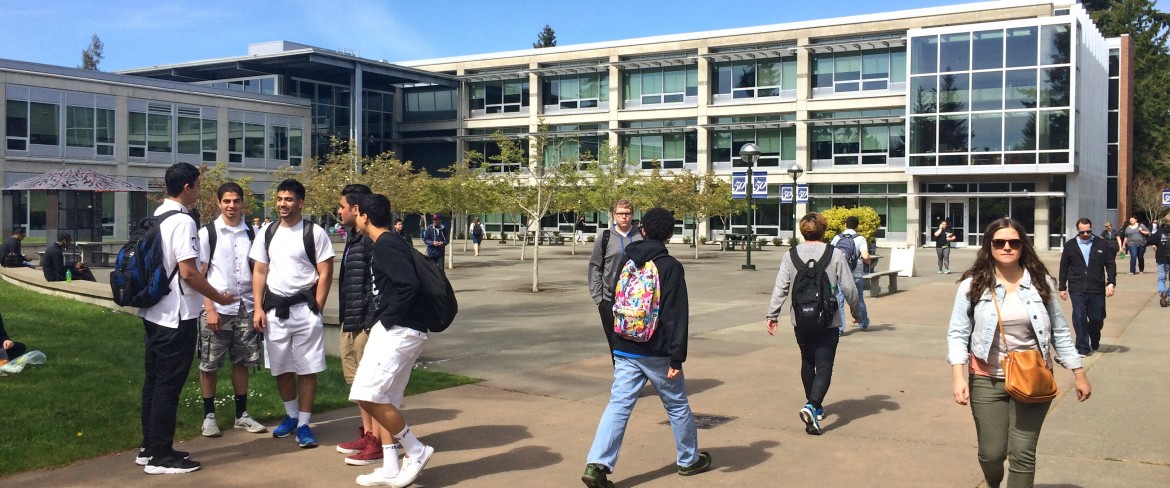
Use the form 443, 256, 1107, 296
349, 193, 436, 488
135, 163, 236, 475
766, 213, 860, 436
195, 182, 267, 439
249, 179, 335, 450
829, 216, 871, 334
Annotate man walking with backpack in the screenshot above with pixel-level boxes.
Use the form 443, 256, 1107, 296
588, 199, 642, 358
350, 194, 436, 487
249, 179, 335, 449
196, 182, 268, 438
582, 207, 711, 488
1149, 214, 1170, 307
766, 212, 861, 436
135, 163, 236, 474
830, 216, 871, 334
422, 214, 447, 268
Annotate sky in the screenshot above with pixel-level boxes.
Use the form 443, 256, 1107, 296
0, 0, 1166, 71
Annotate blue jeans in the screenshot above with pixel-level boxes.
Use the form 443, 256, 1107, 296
1158, 263, 1170, 295
1068, 292, 1104, 354
838, 276, 869, 332
1128, 245, 1146, 273
587, 355, 698, 472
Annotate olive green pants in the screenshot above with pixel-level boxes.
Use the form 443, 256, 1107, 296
969, 375, 1051, 488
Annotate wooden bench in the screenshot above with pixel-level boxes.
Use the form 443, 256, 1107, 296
719, 235, 762, 251
862, 270, 900, 298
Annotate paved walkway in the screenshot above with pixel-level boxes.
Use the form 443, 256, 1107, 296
3, 242, 1168, 487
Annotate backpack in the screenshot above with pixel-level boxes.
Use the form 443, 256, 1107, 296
261, 220, 317, 267
789, 246, 839, 330
203, 221, 256, 276
406, 247, 458, 332
834, 232, 860, 271
472, 222, 483, 237
1156, 230, 1170, 262
110, 210, 194, 308
611, 258, 662, 342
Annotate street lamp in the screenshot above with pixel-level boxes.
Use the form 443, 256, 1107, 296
787, 163, 804, 245
739, 143, 761, 271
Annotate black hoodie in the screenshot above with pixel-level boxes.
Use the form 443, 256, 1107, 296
606, 239, 689, 370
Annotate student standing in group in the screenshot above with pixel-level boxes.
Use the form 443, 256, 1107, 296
422, 214, 447, 268
948, 217, 1090, 488
1057, 218, 1116, 357
333, 184, 392, 466
249, 179, 335, 449
587, 199, 642, 357
350, 194, 435, 488
1122, 216, 1150, 274
829, 216, 870, 334
934, 220, 957, 274
581, 207, 711, 488
137, 162, 236, 475
42, 233, 96, 282
196, 182, 268, 438
766, 213, 860, 435
393, 218, 412, 246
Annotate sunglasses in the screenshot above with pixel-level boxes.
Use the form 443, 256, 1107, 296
1078, 229, 1093, 235
991, 239, 1023, 250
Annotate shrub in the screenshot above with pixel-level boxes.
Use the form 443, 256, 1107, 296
682, 236, 692, 244
485, 232, 493, 240
787, 237, 801, 247
500, 232, 509, 240
587, 235, 596, 242
772, 237, 783, 246
821, 206, 881, 244
699, 236, 708, 245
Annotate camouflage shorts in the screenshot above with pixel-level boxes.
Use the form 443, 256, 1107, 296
198, 308, 262, 372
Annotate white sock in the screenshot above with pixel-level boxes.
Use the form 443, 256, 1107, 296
297, 411, 311, 428
394, 426, 424, 458
381, 444, 400, 476
283, 400, 298, 419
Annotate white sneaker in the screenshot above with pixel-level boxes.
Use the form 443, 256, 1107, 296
201, 414, 222, 438
233, 413, 268, 433
356, 467, 399, 487
391, 445, 434, 488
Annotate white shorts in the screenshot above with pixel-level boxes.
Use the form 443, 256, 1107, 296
264, 303, 327, 376
348, 323, 427, 407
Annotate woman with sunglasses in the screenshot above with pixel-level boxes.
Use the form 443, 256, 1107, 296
947, 217, 1091, 488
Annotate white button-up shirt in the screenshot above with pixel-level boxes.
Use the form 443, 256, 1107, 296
197, 216, 255, 315
138, 199, 201, 328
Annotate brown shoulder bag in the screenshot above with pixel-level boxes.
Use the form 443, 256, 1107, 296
994, 296, 1058, 403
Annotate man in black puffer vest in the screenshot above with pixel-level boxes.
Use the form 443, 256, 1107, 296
333, 184, 386, 465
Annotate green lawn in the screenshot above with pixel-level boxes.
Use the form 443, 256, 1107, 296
0, 279, 478, 477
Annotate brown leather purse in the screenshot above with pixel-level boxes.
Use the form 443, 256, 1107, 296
994, 297, 1058, 403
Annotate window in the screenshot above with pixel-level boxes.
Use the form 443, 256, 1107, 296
712, 57, 796, 101
66, 106, 95, 148
622, 65, 698, 106
269, 125, 288, 161
245, 123, 265, 159
711, 126, 796, 168
6, 100, 29, 150
403, 87, 457, 122
813, 47, 906, 96
469, 79, 529, 115
622, 121, 697, 170
289, 126, 303, 166
466, 128, 528, 173
363, 89, 394, 156
147, 113, 171, 153
228, 121, 243, 163
542, 72, 608, 111
96, 109, 114, 156
30, 102, 59, 146
177, 114, 202, 155
810, 112, 904, 166
201, 116, 217, 161
128, 112, 147, 157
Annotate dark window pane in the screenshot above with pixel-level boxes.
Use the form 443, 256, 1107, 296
972, 30, 1004, 70
1106, 177, 1118, 208
910, 76, 937, 114
970, 113, 1003, 152
938, 73, 969, 113
939, 154, 967, 166
1005, 152, 1035, 164
1109, 51, 1120, 77
1040, 67, 1070, 107
1005, 69, 1037, 109
1039, 109, 1069, 150
1004, 111, 1036, 151
1039, 152, 1068, 164
1107, 145, 1118, 175
910, 155, 936, 166
970, 72, 1003, 111
911, 35, 939, 74
972, 153, 1002, 165
1108, 79, 1120, 110
29, 102, 59, 145
1040, 24, 1071, 65
1108, 111, 1119, 144
910, 116, 937, 154
938, 115, 969, 153
1006, 27, 1037, 67
939, 33, 970, 72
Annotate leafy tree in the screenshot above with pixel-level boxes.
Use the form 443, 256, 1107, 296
821, 206, 881, 244
533, 25, 557, 48
80, 34, 104, 71
670, 170, 735, 258
195, 162, 257, 224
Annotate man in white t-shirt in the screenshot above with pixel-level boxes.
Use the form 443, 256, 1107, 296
829, 216, 871, 334
137, 163, 235, 475
196, 182, 268, 438
249, 179, 335, 449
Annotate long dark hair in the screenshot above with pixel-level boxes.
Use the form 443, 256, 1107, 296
959, 217, 1053, 304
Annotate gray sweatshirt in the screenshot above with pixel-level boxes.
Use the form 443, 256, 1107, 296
766, 242, 861, 327
587, 227, 643, 304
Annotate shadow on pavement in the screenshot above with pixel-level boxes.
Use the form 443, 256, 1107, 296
825, 394, 900, 432
843, 324, 898, 335
403, 407, 461, 426
1097, 344, 1130, 354
423, 424, 532, 452
415, 445, 562, 486
617, 439, 782, 486
634, 377, 725, 398
1036, 484, 1085, 488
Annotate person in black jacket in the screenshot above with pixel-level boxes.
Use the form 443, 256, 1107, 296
2, 228, 35, 268
1058, 218, 1116, 356
349, 194, 434, 488
333, 184, 387, 466
42, 233, 95, 282
1, 311, 27, 361
582, 207, 711, 488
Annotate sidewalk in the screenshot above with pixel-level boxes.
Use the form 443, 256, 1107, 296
2, 244, 1168, 487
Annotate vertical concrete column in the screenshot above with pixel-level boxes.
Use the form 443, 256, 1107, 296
695, 48, 712, 240
607, 56, 621, 161
528, 67, 541, 169
455, 73, 467, 168
0, 83, 7, 234
113, 95, 132, 240
352, 64, 364, 169
906, 175, 920, 247
1034, 181, 1051, 249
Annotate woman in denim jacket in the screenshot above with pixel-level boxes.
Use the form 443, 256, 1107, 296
947, 217, 1091, 488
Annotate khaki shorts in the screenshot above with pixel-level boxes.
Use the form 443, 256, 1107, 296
340, 328, 371, 384
198, 307, 262, 372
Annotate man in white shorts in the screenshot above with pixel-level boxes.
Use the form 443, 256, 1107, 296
350, 194, 434, 487
250, 179, 335, 449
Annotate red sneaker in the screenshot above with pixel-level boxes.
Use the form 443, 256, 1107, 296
336, 427, 367, 455
344, 436, 384, 466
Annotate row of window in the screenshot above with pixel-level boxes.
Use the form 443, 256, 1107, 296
910, 67, 1070, 114
910, 24, 1071, 75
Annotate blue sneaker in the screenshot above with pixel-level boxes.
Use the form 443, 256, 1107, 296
296, 424, 318, 448
799, 404, 823, 435
814, 406, 824, 421
272, 416, 297, 438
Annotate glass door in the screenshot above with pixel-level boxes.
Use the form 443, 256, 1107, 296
924, 199, 968, 247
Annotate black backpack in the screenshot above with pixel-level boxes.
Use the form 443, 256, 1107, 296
1156, 230, 1170, 262
834, 232, 860, 271
203, 221, 256, 276
789, 246, 839, 330
260, 220, 317, 266
406, 246, 458, 332
110, 210, 194, 308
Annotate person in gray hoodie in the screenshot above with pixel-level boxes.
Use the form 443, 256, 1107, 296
766, 212, 861, 435
587, 199, 642, 357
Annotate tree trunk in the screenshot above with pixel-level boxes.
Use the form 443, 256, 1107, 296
531, 239, 540, 292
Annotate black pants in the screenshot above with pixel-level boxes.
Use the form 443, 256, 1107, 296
141, 318, 197, 458
1068, 291, 1105, 354
4, 341, 26, 359
793, 325, 840, 410
70, 265, 96, 282
597, 299, 616, 362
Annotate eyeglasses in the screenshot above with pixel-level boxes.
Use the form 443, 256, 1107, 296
1078, 229, 1093, 235
991, 239, 1023, 250
614, 212, 633, 216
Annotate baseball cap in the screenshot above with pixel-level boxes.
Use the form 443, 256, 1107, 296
431, 213, 442, 220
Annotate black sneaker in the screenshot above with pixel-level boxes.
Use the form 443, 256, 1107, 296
135, 447, 189, 466
678, 451, 712, 476
1160, 292, 1168, 308
581, 463, 614, 488
144, 455, 201, 475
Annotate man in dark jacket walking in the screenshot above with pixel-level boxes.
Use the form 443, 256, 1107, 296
1058, 218, 1117, 356
581, 207, 711, 488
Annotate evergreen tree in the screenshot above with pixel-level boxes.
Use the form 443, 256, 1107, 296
533, 25, 557, 48
80, 34, 104, 71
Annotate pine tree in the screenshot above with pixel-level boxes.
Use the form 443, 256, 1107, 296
80, 34, 104, 71
533, 25, 557, 48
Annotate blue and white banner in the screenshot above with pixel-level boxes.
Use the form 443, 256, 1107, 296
732, 171, 768, 199
781, 184, 809, 203
1162, 189, 1170, 208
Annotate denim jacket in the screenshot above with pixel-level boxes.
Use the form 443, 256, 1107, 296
946, 272, 1082, 371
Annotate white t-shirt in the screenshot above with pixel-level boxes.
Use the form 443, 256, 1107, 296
198, 217, 255, 315
248, 220, 335, 297
139, 199, 203, 328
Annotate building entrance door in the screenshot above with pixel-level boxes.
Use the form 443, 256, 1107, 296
924, 199, 968, 247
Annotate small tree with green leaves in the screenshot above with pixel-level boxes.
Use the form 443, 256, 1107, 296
195, 162, 257, 224
533, 25, 557, 48
822, 206, 881, 244
80, 34, 104, 71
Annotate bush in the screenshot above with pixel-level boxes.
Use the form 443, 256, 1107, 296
682, 236, 692, 244
699, 236, 708, 245
587, 235, 596, 242
772, 237, 783, 246
787, 237, 801, 247
485, 232, 493, 240
500, 232, 509, 240
821, 206, 881, 244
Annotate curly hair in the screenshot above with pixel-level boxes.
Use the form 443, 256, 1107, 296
959, 217, 1053, 304
639, 207, 675, 241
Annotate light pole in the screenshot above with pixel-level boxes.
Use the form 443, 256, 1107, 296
787, 162, 804, 245
739, 143, 760, 271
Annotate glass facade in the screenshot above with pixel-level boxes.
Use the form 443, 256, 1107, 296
812, 46, 906, 96
544, 124, 608, 168
466, 127, 527, 173
363, 89, 394, 157
909, 23, 1072, 168
469, 79, 530, 116
709, 116, 796, 169
622, 64, 698, 108
199, 76, 277, 94
403, 87, 457, 122
712, 56, 797, 102
541, 72, 608, 112
621, 119, 697, 170
810, 109, 906, 167
290, 79, 351, 158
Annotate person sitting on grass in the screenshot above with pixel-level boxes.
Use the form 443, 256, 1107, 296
42, 233, 96, 282
1, 311, 28, 363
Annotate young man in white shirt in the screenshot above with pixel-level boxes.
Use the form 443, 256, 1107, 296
249, 179, 335, 449
138, 163, 236, 475
829, 215, 871, 334
350, 193, 435, 488
196, 182, 267, 438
